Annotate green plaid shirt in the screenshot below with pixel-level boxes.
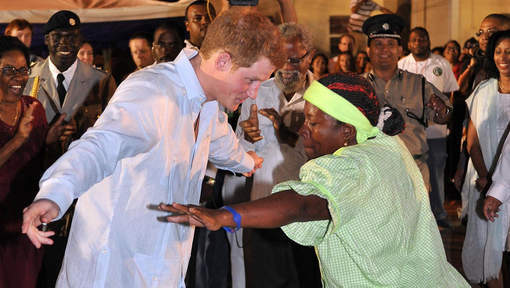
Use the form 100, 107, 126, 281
272, 132, 468, 287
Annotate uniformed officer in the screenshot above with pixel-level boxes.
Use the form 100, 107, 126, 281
24, 10, 116, 157
362, 14, 451, 191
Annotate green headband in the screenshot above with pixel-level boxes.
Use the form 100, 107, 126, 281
303, 81, 379, 144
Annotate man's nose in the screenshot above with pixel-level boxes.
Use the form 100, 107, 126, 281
59, 35, 73, 44
200, 16, 209, 25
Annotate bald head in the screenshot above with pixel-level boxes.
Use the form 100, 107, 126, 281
478, 14, 510, 52
153, 25, 184, 63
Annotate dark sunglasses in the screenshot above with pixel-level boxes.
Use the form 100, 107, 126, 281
287, 51, 310, 65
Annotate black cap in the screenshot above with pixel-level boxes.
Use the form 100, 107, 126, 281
362, 14, 404, 40
43, 10, 80, 35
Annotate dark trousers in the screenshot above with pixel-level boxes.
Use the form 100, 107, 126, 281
427, 138, 448, 220
243, 228, 322, 288
186, 174, 230, 288
186, 228, 230, 288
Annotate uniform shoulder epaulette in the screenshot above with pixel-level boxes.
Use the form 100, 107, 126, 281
30, 76, 40, 97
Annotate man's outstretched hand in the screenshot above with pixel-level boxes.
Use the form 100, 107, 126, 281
22, 199, 60, 248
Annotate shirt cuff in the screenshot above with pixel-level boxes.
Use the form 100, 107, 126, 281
487, 182, 510, 204
35, 178, 76, 220
238, 151, 255, 173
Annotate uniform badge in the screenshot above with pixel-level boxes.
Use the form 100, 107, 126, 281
69, 18, 76, 26
433, 66, 442, 76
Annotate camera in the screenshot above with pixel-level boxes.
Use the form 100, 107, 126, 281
229, 0, 259, 6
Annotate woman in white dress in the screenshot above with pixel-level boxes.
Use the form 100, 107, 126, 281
461, 29, 510, 288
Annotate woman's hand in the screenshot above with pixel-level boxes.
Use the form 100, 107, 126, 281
158, 203, 224, 231
483, 196, 502, 222
15, 102, 36, 142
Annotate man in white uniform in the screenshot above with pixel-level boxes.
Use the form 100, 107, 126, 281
222, 23, 320, 288
398, 26, 459, 228
21, 10, 284, 288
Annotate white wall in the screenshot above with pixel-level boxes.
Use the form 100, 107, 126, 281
411, 0, 510, 48
214, 0, 510, 54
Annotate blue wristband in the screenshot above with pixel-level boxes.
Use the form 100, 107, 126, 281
221, 206, 241, 233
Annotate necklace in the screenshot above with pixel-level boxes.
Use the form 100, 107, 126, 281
498, 80, 510, 94
12, 99, 21, 127
0, 98, 21, 127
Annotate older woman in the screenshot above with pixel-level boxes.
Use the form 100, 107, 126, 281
160, 74, 468, 287
461, 29, 510, 288
0, 36, 60, 288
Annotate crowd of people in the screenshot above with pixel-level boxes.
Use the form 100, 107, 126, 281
0, 0, 509, 287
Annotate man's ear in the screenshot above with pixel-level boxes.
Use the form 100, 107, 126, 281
215, 51, 232, 72
365, 46, 370, 56
44, 34, 49, 46
398, 46, 403, 58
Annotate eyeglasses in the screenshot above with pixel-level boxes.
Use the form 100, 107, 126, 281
287, 51, 310, 65
1, 65, 30, 77
475, 28, 497, 38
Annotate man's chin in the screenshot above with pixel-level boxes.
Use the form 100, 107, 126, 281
221, 101, 239, 113
275, 79, 299, 94
226, 104, 239, 113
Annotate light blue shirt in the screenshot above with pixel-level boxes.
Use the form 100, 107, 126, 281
35, 49, 254, 288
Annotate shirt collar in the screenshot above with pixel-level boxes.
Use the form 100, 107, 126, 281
368, 68, 403, 82
184, 40, 199, 51
48, 58, 78, 89
409, 53, 432, 64
174, 48, 207, 105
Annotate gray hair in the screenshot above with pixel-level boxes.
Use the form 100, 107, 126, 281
278, 23, 313, 51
